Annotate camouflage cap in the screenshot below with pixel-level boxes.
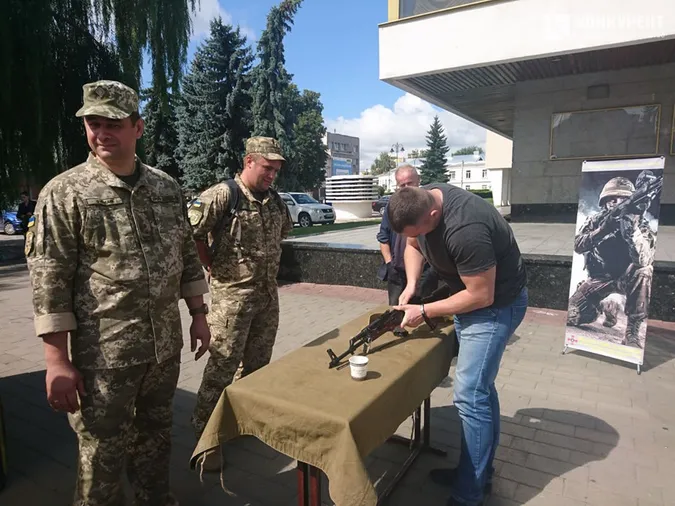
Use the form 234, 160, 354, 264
245, 136, 286, 161
75, 80, 139, 119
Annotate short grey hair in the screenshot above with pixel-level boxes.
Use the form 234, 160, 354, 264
395, 164, 418, 179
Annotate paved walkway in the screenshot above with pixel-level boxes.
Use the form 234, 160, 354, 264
1, 263, 675, 505
286, 223, 675, 262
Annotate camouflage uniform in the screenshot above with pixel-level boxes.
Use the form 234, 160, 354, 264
189, 138, 293, 438
26, 80, 208, 506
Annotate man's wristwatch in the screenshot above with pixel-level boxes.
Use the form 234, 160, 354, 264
189, 303, 209, 316
420, 303, 436, 330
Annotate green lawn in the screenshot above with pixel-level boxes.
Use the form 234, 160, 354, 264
288, 219, 381, 237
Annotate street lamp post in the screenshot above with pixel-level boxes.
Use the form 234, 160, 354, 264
390, 143, 405, 165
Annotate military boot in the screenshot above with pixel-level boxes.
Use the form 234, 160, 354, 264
601, 299, 620, 328
624, 316, 645, 348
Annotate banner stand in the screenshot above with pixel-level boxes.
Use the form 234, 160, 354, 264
563, 156, 665, 375
562, 343, 642, 374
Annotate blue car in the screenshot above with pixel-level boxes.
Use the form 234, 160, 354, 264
2, 207, 22, 235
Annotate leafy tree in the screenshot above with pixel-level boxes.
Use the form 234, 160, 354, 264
251, 0, 303, 190
370, 152, 396, 176
287, 86, 328, 191
452, 145, 484, 156
420, 116, 450, 185
175, 18, 254, 191
1, 0, 196, 207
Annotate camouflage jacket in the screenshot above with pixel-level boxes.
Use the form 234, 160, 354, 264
26, 153, 208, 369
190, 173, 292, 297
574, 212, 655, 279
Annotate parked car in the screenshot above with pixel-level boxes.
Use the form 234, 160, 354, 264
372, 195, 390, 216
1, 206, 22, 235
279, 192, 335, 228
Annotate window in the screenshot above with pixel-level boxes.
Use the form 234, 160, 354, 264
291, 194, 319, 204
482, 184, 488, 189
465, 185, 471, 190
448, 171, 455, 180
482, 169, 487, 179
465, 170, 471, 179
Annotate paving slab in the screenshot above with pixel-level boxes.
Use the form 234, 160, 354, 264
1, 264, 674, 505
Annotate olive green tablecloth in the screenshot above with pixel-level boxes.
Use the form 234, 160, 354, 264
190, 305, 455, 506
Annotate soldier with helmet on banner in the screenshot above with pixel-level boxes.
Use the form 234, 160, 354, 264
567, 170, 661, 348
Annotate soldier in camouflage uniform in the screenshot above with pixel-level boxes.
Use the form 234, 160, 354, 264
567, 172, 659, 348
25, 80, 211, 506
188, 137, 293, 452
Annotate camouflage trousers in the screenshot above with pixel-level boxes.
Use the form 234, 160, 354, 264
567, 264, 653, 325
191, 290, 279, 439
68, 355, 181, 506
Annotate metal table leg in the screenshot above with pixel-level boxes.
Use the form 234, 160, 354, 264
299, 397, 445, 506
378, 397, 447, 504
297, 461, 321, 506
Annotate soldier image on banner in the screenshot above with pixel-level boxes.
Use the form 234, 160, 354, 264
565, 157, 664, 367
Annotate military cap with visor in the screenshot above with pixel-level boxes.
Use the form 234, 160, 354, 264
75, 80, 139, 120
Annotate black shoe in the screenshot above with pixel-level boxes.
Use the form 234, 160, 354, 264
429, 468, 492, 495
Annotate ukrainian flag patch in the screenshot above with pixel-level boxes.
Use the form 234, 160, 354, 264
27, 216, 36, 228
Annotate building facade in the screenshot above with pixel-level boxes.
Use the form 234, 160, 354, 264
379, 0, 675, 223
446, 152, 490, 191
326, 132, 360, 177
485, 130, 513, 207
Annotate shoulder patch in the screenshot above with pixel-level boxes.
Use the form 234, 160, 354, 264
24, 230, 35, 256
188, 207, 203, 226
27, 216, 36, 228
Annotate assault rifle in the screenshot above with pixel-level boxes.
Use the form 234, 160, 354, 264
595, 173, 662, 228
327, 284, 451, 369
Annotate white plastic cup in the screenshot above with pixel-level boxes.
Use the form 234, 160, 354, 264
349, 355, 369, 381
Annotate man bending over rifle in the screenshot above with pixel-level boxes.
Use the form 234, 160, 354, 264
387, 183, 528, 506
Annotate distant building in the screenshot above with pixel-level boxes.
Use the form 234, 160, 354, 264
446, 151, 490, 191
377, 168, 398, 193
485, 131, 513, 207
325, 132, 360, 178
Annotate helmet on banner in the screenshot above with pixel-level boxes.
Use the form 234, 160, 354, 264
598, 177, 635, 207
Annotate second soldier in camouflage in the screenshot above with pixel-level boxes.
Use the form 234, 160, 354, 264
189, 137, 293, 468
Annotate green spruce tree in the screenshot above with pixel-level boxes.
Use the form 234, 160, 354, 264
141, 88, 180, 181
420, 116, 450, 185
175, 18, 254, 191
252, 0, 303, 190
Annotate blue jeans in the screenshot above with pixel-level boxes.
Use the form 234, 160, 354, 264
451, 287, 528, 505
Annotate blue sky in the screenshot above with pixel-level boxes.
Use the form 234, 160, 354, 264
149, 0, 486, 170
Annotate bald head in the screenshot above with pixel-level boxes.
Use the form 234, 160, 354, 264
395, 164, 420, 188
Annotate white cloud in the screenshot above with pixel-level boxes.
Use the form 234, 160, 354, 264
191, 0, 256, 43
325, 93, 487, 172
